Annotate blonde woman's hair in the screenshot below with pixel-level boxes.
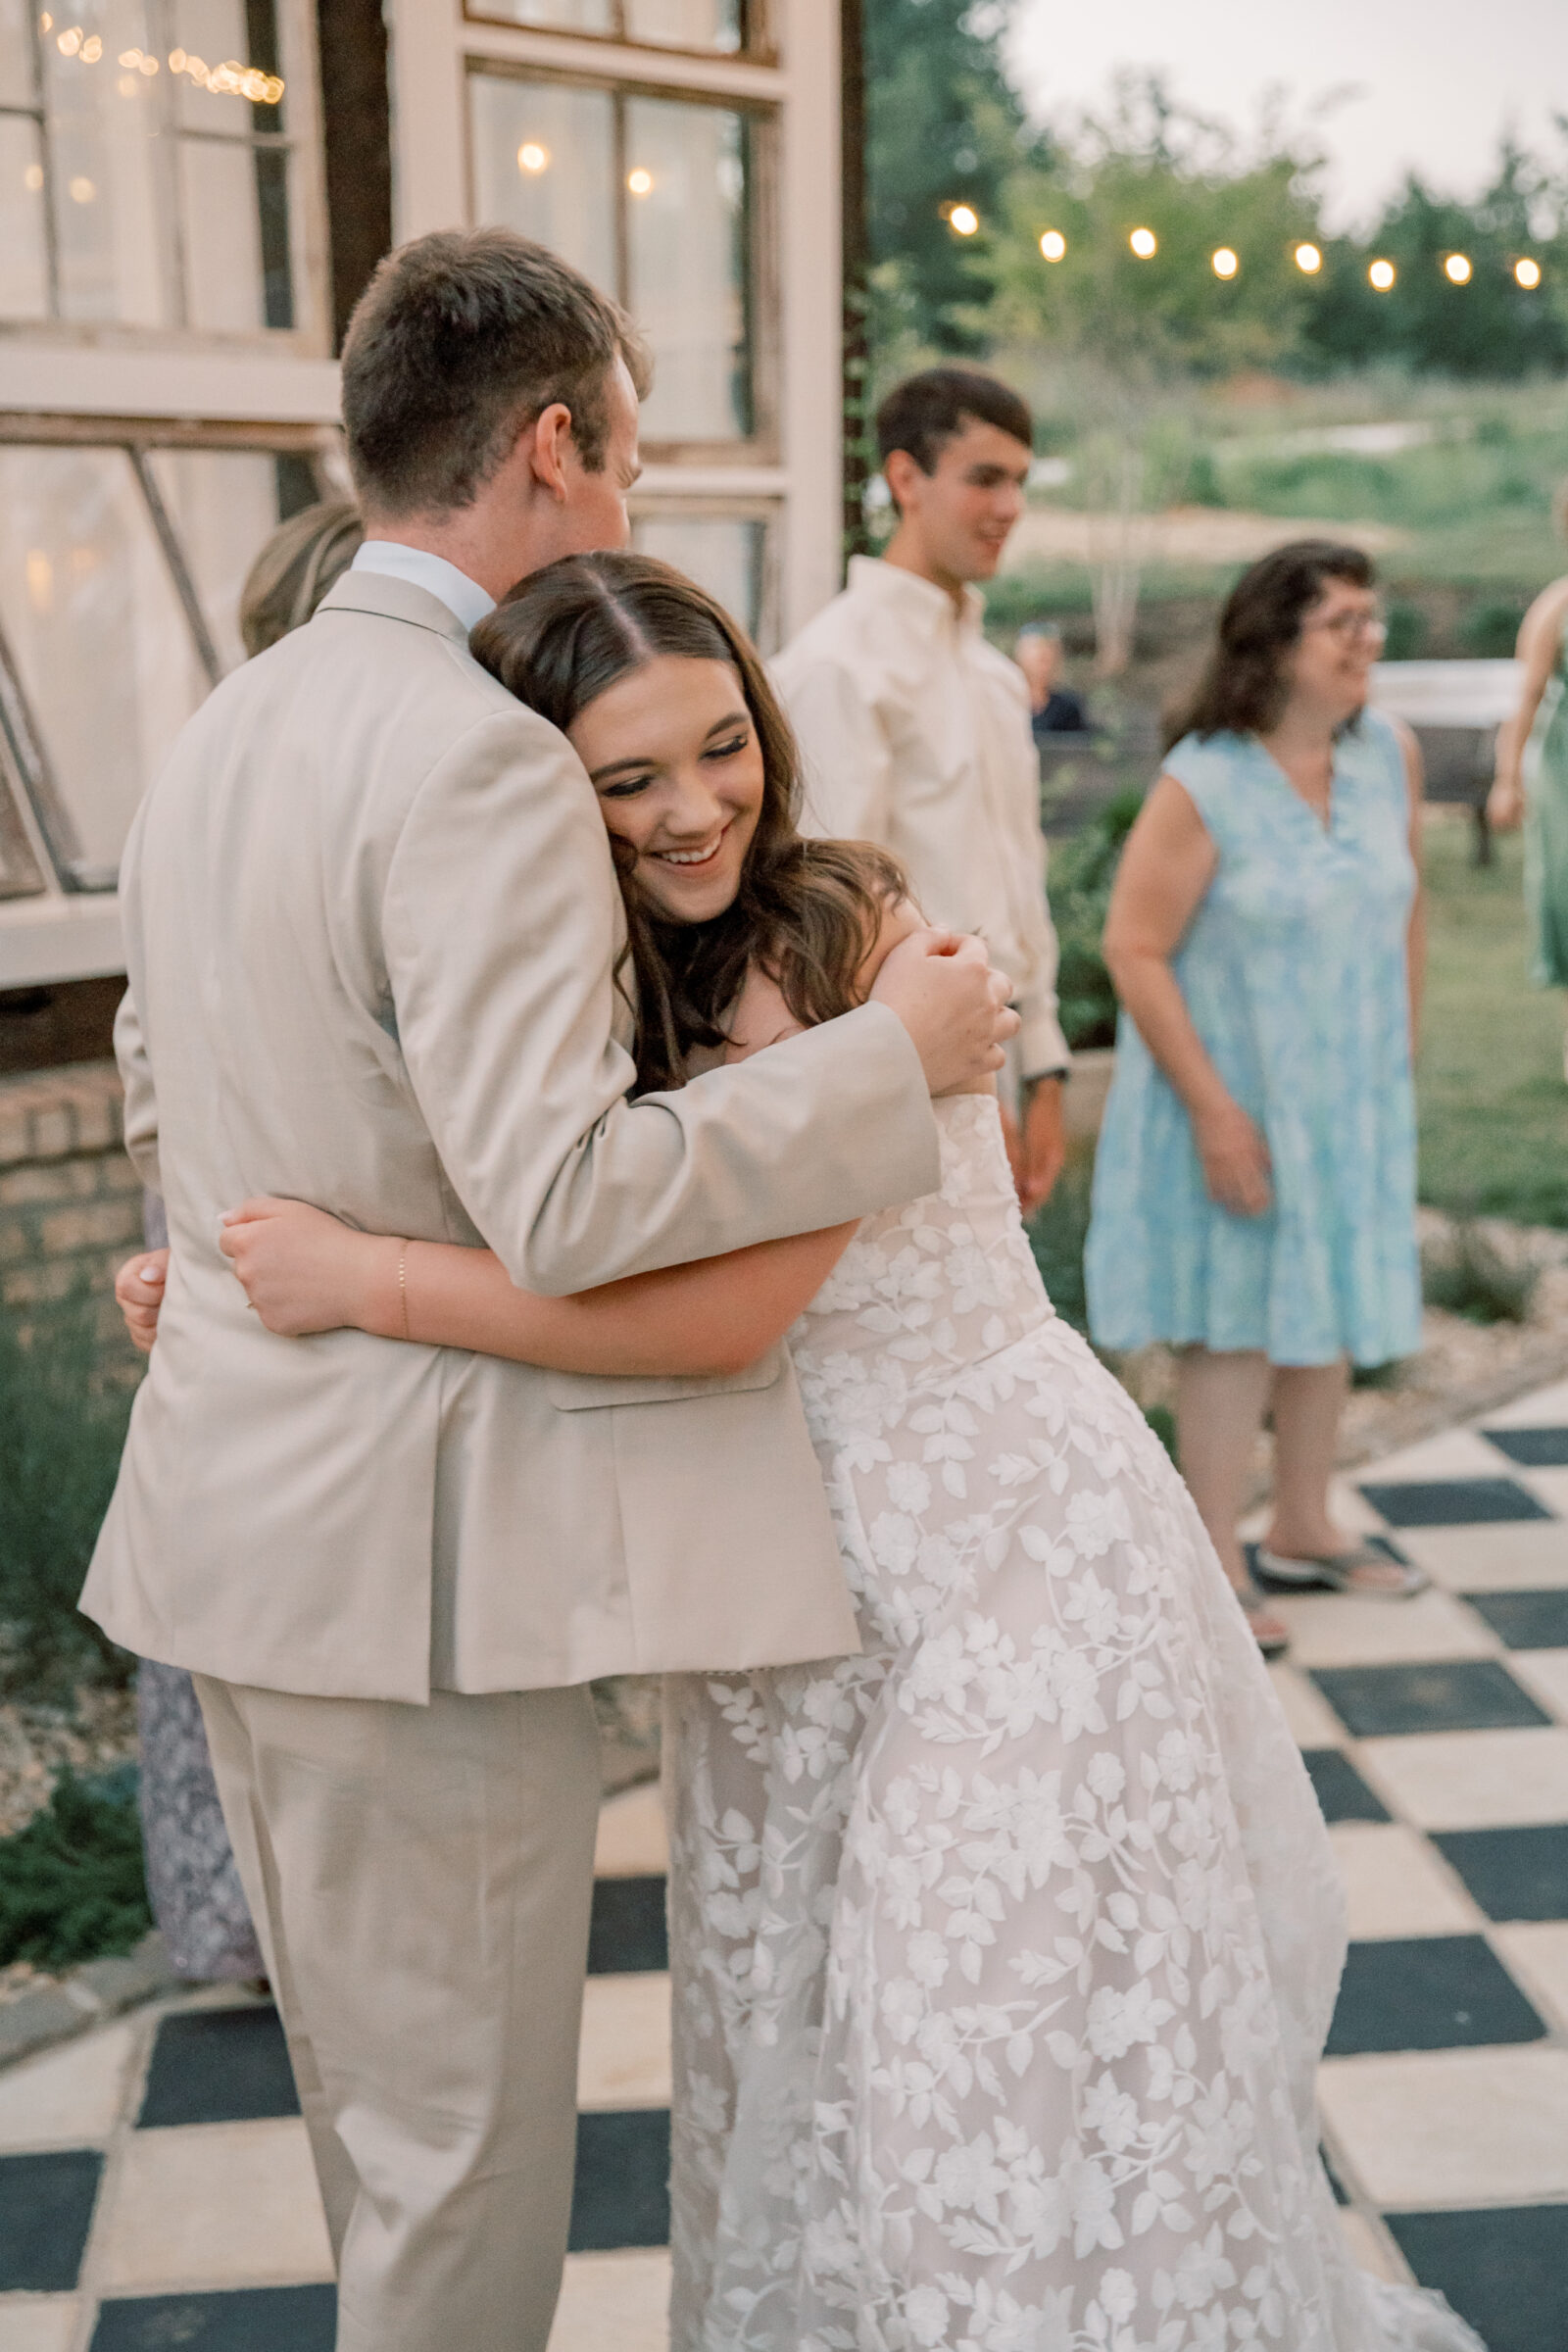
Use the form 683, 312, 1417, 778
239, 497, 364, 657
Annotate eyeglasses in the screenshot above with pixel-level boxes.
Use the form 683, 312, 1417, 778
1306, 608, 1388, 645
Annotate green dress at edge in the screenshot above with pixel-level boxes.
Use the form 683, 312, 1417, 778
1525, 614, 1568, 988
1086, 710, 1422, 1368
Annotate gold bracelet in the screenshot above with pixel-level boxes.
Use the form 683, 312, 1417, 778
398, 1243, 411, 1343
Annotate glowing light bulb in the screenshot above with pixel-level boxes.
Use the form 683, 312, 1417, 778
1444, 253, 1472, 284
517, 142, 549, 173
950, 204, 979, 236
1129, 226, 1157, 259
1211, 247, 1238, 279
68, 173, 94, 202
1515, 257, 1542, 290
1295, 242, 1322, 274
24, 161, 43, 190
56, 24, 80, 53
1368, 258, 1396, 291
626, 167, 654, 196
1039, 228, 1066, 262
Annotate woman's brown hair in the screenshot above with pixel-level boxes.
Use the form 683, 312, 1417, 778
1166, 538, 1376, 751
239, 498, 364, 657
470, 553, 906, 1094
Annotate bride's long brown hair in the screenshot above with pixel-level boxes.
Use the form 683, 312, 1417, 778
470, 552, 906, 1093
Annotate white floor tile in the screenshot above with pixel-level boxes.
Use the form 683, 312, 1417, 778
1317, 2045, 1568, 2206
1360, 1428, 1514, 1487
1337, 2207, 1410, 2285
595, 1781, 668, 1879
1392, 1523, 1568, 1592
1480, 1381, 1568, 1430
0, 2301, 80, 2352
1355, 1728, 1568, 1829
1491, 1923, 1568, 2033
1266, 1662, 1346, 1748
1519, 1467, 1568, 1517
577, 1973, 672, 2112
0, 2021, 139, 2153
1266, 1588, 1496, 1670
1328, 1823, 1483, 1939
92, 2118, 334, 2293
548, 2248, 671, 2352
1500, 1647, 1568, 1722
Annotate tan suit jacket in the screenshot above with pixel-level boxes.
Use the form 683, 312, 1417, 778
82, 572, 940, 1700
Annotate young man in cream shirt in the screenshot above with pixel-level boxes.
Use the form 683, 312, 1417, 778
774, 367, 1071, 1212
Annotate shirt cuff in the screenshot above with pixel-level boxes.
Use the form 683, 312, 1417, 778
1017, 1007, 1073, 1083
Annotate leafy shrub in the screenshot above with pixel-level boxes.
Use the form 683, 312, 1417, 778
1028, 1144, 1094, 1335
1047, 788, 1144, 1052
1460, 600, 1528, 659
0, 1766, 151, 1969
1382, 601, 1428, 662
1421, 1224, 1540, 1324
0, 1296, 136, 1700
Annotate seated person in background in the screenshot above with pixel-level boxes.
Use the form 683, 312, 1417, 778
1016, 620, 1088, 736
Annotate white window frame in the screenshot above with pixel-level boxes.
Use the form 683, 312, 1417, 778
386, 0, 842, 644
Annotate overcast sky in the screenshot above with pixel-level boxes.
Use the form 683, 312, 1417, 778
1006, 0, 1564, 231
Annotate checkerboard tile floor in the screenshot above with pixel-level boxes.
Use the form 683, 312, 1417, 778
2, 1377, 1566, 2351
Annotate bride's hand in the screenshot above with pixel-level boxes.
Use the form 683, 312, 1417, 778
116, 1248, 169, 1354
220, 1198, 393, 1337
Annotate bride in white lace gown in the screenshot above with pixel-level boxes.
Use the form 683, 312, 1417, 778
666, 1092, 1481, 2352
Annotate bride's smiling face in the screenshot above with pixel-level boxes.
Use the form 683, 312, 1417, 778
568, 654, 766, 925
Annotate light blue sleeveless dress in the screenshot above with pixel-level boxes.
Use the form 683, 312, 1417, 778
1086, 712, 1422, 1367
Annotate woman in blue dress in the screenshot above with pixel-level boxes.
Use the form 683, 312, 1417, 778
1087, 541, 1429, 1655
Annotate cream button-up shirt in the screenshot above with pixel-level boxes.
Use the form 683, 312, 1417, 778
774, 556, 1071, 1081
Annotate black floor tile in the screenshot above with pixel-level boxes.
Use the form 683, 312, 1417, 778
0, 2148, 102, 2292
569, 2108, 670, 2251
1387, 2204, 1568, 2352
138, 2005, 299, 2129
1325, 1935, 1544, 2056
1359, 1476, 1554, 1527
1467, 1587, 1568, 1649
1319, 2143, 1348, 2205
91, 2285, 337, 2350
1483, 1425, 1568, 1469
1309, 1659, 1550, 1738
589, 1875, 667, 1975
1432, 1824, 1568, 1922
1300, 1748, 1391, 1823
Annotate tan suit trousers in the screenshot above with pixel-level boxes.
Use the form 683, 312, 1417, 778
195, 1675, 601, 2352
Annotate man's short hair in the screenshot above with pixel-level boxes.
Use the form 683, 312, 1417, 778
875, 368, 1033, 478
340, 228, 651, 516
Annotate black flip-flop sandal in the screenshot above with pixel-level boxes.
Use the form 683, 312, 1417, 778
1252, 1540, 1428, 1598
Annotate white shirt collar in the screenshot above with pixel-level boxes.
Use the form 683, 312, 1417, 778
351, 541, 497, 635
846, 554, 984, 640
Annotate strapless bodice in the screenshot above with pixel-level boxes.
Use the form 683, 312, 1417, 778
788, 1095, 1053, 1407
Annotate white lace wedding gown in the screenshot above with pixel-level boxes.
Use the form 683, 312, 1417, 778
665, 1096, 1482, 2352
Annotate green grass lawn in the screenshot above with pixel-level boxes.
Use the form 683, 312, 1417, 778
1418, 818, 1568, 1228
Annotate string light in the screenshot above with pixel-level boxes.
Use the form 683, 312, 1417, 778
68, 173, 94, 202
516, 142, 549, 173
167, 49, 284, 103
24, 161, 43, 190
1444, 253, 1472, 284
949, 203, 979, 236
1129, 226, 1157, 258
1515, 257, 1542, 289
1039, 228, 1066, 262
626, 167, 654, 196
118, 46, 159, 72
1211, 247, 1239, 279
1368, 258, 1396, 291
1294, 242, 1322, 274
55, 24, 79, 52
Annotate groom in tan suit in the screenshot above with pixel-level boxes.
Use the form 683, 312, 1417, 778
83, 231, 1014, 2350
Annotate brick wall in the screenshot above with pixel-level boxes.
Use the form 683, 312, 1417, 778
0, 1061, 141, 1349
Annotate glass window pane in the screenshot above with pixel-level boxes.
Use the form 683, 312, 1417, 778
624, 0, 742, 50
0, 114, 49, 318
466, 0, 612, 29
144, 450, 282, 675
632, 514, 763, 639
170, 0, 287, 134
625, 98, 751, 442
468, 74, 615, 296
178, 137, 269, 331
0, 448, 210, 880
0, 754, 46, 900
45, 0, 168, 326
0, 0, 38, 105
